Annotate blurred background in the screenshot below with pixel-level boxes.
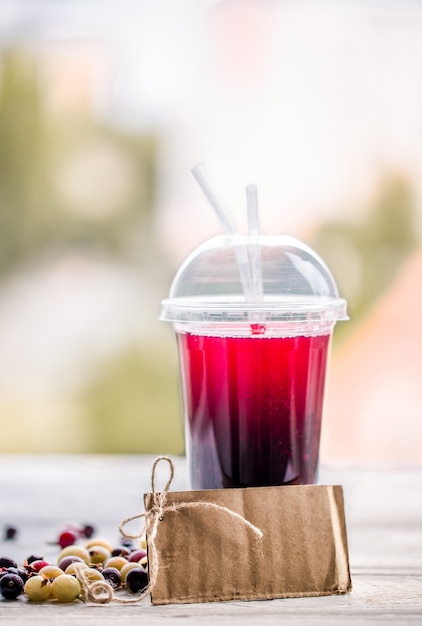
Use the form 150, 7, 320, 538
0, 0, 421, 466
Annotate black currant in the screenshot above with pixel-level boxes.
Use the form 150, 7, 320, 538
81, 524, 95, 538
4, 527, 17, 541
0, 557, 17, 569
102, 567, 121, 589
111, 546, 130, 558
25, 555, 44, 565
0, 573, 24, 600
4, 567, 28, 584
125, 567, 148, 594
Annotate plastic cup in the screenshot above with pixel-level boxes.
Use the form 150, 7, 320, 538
160, 234, 348, 489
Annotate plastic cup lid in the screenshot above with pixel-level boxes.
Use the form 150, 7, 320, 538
160, 235, 348, 325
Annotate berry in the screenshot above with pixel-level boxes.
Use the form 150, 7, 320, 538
57, 546, 90, 564
81, 524, 95, 538
0, 557, 17, 569
0, 572, 24, 599
26, 555, 44, 565
120, 561, 141, 582
125, 567, 148, 594
27, 559, 50, 573
24, 575, 51, 602
38, 565, 64, 580
2, 567, 28, 584
58, 555, 84, 572
102, 567, 121, 589
103, 556, 129, 571
111, 546, 131, 558
4, 527, 17, 541
64, 562, 86, 576
76, 567, 104, 582
88, 545, 111, 564
85, 538, 113, 552
128, 549, 147, 563
51, 574, 81, 603
57, 529, 78, 549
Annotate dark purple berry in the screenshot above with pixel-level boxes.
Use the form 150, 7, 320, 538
102, 567, 121, 589
81, 524, 95, 538
4, 567, 28, 584
4, 527, 17, 541
111, 546, 130, 558
0, 573, 24, 599
26, 555, 44, 565
121, 538, 134, 549
125, 567, 148, 594
58, 555, 85, 572
0, 557, 17, 569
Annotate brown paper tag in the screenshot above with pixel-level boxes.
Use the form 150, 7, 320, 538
144, 484, 352, 605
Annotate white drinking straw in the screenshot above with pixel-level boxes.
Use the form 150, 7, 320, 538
191, 163, 254, 301
246, 184, 259, 237
191, 163, 237, 236
246, 184, 264, 302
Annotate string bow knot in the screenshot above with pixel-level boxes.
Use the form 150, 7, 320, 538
76, 456, 263, 605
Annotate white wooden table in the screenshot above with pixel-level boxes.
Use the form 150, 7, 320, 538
0, 455, 421, 625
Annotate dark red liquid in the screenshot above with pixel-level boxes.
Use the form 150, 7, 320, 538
177, 331, 331, 489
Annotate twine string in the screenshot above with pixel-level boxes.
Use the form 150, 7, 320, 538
75, 456, 263, 605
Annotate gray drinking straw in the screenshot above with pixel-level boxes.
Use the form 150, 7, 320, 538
191, 163, 254, 301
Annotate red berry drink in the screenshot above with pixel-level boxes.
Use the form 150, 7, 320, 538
177, 329, 331, 489
161, 234, 348, 489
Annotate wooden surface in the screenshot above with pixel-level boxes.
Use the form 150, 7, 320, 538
0, 454, 421, 625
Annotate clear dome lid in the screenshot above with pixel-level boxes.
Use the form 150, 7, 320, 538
160, 235, 348, 327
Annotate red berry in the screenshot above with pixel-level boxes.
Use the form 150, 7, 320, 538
28, 560, 50, 572
58, 530, 78, 549
128, 549, 147, 563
